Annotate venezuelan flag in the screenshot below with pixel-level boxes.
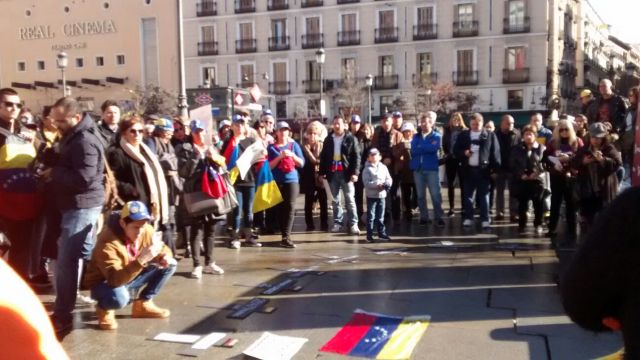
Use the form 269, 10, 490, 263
253, 160, 283, 213
222, 137, 240, 184
0, 141, 41, 221
320, 310, 430, 360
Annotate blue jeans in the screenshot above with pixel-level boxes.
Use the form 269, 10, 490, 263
366, 198, 387, 237
53, 206, 102, 323
330, 172, 357, 227
413, 169, 444, 221
233, 185, 255, 231
463, 167, 490, 222
91, 264, 176, 310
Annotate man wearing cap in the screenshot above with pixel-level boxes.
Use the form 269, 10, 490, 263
95, 100, 121, 150
84, 201, 176, 330
580, 89, 596, 119
410, 112, 445, 227
261, 109, 276, 135
144, 117, 180, 255
391, 111, 404, 132
216, 119, 232, 150
372, 114, 403, 221
320, 115, 361, 235
349, 114, 362, 137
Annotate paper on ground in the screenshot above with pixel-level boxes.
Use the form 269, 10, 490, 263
322, 178, 334, 203
191, 332, 227, 349
243, 332, 308, 360
152, 332, 201, 344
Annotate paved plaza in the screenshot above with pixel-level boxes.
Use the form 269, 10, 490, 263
40, 197, 622, 359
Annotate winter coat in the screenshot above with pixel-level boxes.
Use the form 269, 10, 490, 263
571, 143, 621, 206
146, 136, 182, 206
362, 161, 392, 199
543, 138, 583, 178
392, 139, 414, 183
300, 140, 323, 194
95, 122, 118, 151
495, 128, 521, 172
587, 94, 628, 134
509, 142, 546, 188
371, 127, 403, 174
51, 114, 105, 210
453, 129, 501, 173
319, 132, 361, 181
409, 130, 441, 172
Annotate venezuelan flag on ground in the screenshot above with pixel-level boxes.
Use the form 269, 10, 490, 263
222, 137, 240, 184
0, 141, 40, 221
320, 309, 430, 360
253, 160, 283, 213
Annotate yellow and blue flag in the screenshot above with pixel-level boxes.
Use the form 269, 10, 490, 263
253, 160, 283, 213
320, 309, 430, 360
222, 137, 240, 184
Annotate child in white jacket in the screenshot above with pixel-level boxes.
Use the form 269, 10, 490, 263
362, 148, 393, 242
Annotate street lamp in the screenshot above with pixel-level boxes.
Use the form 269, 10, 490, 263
56, 51, 68, 97
365, 74, 373, 125
176, 0, 189, 118
315, 48, 325, 118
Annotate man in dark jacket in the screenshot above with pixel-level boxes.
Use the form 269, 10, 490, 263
320, 115, 361, 235
95, 100, 121, 150
494, 114, 521, 221
372, 114, 403, 220
590, 79, 628, 135
44, 97, 105, 335
454, 113, 501, 229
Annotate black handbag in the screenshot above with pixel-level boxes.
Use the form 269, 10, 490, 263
183, 170, 238, 218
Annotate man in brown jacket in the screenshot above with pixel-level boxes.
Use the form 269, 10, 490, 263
372, 114, 403, 220
84, 201, 176, 330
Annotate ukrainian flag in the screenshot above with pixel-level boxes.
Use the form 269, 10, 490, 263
222, 137, 240, 184
253, 160, 283, 213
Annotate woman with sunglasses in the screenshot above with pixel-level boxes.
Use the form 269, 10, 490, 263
107, 116, 170, 232
543, 120, 583, 243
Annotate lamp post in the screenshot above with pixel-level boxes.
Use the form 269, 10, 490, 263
365, 74, 373, 125
315, 48, 325, 119
56, 51, 68, 97
176, 0, 189, 118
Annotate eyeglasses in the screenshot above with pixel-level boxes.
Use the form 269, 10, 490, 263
129, 129, 144, 135
2, 101, 22, 109
559, 128, 569, 132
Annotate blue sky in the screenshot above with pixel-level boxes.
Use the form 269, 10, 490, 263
588, 0, 640, 44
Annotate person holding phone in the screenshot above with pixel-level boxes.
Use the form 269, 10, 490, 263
83, 201, 176, 331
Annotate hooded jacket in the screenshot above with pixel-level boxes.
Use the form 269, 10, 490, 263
51, 114, 105, 210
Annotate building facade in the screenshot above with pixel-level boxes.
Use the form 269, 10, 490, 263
0, 0, 179, 114
184, 0, 556, 122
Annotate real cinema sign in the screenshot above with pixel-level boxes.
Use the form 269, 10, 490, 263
18, 20, 117, 40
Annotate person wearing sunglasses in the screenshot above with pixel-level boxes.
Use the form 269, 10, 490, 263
106, 115, 170, 236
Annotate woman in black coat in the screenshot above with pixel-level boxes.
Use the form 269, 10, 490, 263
300, 121, 328, 231
442, 112, 467, 216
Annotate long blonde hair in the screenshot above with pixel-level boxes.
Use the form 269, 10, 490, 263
551, 119, 579, 150
448, 112, 467, 129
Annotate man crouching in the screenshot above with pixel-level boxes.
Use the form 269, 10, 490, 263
83, 201, 176, 330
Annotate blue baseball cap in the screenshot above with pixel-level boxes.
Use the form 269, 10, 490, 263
351, 114, 361, 124
190, 119, 205, 132
154, 117, 174, 132
392, 111, 402, 118
120, 201, 152, 222
232, 114, 245, 123
262, 109, 273, 116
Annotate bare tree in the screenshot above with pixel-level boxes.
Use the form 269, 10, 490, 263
396, 81, 478, 117
328, 78, 367, 119
128, 84, 178, 116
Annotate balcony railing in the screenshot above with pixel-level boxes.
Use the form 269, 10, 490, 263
375, 27, 399, 43
196, 1, 217, 16
453, 71, 478, 86
302, 33, 324, 49
502, 68, 530, 83
337, 0, 359, 3
413, 23, 437, 40
301, 0, 323, 7
452, 21, 479, 37
302, 79, 324, 93
237, 80, 254, 88
503, 17, 530, 34
268, 36, 290, 51
235, 39, 257, 53
197, 41, 218, 56
267, 0, 288, 11
374, 75, 399, 90
235, 0, 255, 13
269, 81, 291, 95
412, 73, 438, 87
337, 30, 360, 46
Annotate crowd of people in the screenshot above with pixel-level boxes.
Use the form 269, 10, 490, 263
0, 77, 637, 338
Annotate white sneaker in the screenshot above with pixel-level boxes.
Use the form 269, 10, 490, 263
331, 224, 342, 233
349, 225, 361, 235
204, 262, 224, 275
535, 226, 544, 236
230, 240, 241, 249
481, 221, 491, 229
77, 292, 96, 305
463, 219, 473, 227
191, 266, 203, 279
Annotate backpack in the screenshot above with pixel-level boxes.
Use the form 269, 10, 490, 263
87, 125, 123, 211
